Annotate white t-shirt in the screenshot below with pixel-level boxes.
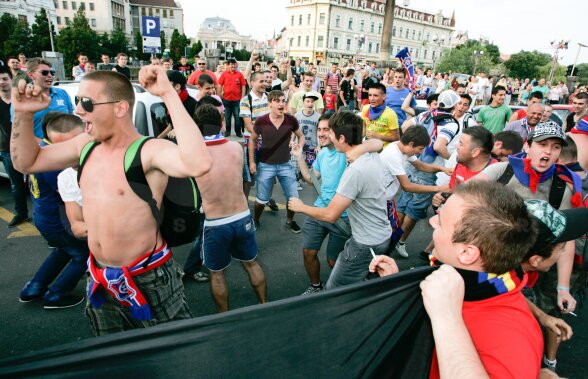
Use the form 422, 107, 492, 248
57, 168, 82, 206
379, 141, 417, 200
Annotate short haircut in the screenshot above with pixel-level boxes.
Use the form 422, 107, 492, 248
101, 53, 109, 57
346, 68, 355, 77
303, 71, 315, 78
26, 57, 52, 72
462, 126, 494, 155
197, 73, 214, 87
400, 125, 430, 147
452, 181, 537, 274
558, 137, 577, 163
575, 92, 588, 101
394, 67, 405, 76
198, 95, 222, 107
167, 70, 187, 90
318, 112, 334, 123
456, 83, 467, 90
268, 89, 285, 102
459, 93, 472, 105
116, 53, 127, 59
42, 112, 84, 140
523, 240, 562, 261
194, 103, 221, 136
491, 86, 506, 96
270, 65, 279, 71
329, 111, 362, 146
494, 131, 524, 154
250, 71, 264, 83
77, 52, 87, 58
162, 58, 172, 64
0, 64, 12, 79
426, 93, 439, 105
529, 91, 544, 101
83, 71, 135, 109
370, 82, 387, 95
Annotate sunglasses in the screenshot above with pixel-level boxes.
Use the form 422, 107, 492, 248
75, 96, 120, 112
197, 63, 206, 65
38, 70, 56, 76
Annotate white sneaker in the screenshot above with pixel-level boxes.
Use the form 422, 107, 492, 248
396, 243, 409, 258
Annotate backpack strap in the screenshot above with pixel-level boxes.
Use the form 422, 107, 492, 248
77, 141, 101, 184
124, 136, 161, 225
548, 174, 567, 209
248, 93, 253, 115
497, 163, 515, 185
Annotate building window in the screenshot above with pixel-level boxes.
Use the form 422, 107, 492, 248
426, 32, 430, 41
163, 9, 167, 17
378, 23, 382, 34
396, 46, 401, 53
307, 14, 311, 25
141, 7, 145, 16
299, 14, 302, 25
415, 48, 419, 58
360, 19, 364, 31
424, 50, 428, 59
291, 15, 294, 26
62, 1, 67, 9
148, 8, 153, 16
333, 37, 339, 49
412, 30, 415, 40
392, 26, 396, 36
54, 0, 58, 8
319, 13, 325, 25
91, 18, 96, 27
65, 16, 70, 25
405, 28, 409, 38
297, 36, 301, 46
399, 27, 403, 38
289, 38, 294, 47
72, 1, 76, 10
376, 43, 380, 53
80, 2, 85, 10
368, 42, 372, 53
56, 16, 61, 24
335, 15, 340, 27
90, 2, 94, 10
155, 8, 160, 15
305, 36, 309, 47
418, 31, 421, 40
346, 38, 351, 50
432, 51, 436, 60
317, 35, 324, 48
370, 22, 374, 33
169, 10, 173, 16
348, 17, 353, 30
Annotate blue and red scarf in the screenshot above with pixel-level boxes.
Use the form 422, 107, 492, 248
508, 152, 584, 207
88, 244, 172, 320
364, 103, 386, 121
571, 116, 588, 136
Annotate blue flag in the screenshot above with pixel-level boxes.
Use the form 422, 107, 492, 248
395, 47, 416, 90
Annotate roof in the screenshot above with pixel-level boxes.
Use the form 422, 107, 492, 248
129, 0, 180, 8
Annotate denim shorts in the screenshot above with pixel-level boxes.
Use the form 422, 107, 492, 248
255, 161, 299, 204
395, 174, 436, 221
302, 216, 351, 261
243, 137, 262, 183
202, 210, 258, 271
85, 258, 192, 336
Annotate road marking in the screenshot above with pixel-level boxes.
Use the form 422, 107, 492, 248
247, 196, 287, 210
0, 206, 40, 238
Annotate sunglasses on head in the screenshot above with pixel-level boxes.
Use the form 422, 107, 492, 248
75, 96, 120, 112
39, 70, 56, 76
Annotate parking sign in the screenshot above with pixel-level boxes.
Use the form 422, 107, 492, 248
142, 16, 161, 53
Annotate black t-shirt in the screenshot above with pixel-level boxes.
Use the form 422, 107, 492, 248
338, 79, 355, 105
113, 65, 131, 80
0, 98, 11, 152
361, 77, 377, 100
565, 112, 576, 132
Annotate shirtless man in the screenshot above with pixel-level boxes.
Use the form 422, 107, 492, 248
193, 104, 266, 313
10, 66, 212, 335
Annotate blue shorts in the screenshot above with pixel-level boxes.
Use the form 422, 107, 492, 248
243, 136, 262, 183
255, 161, 299, 204
395, 174, 436, 221
202, 210, 258, 271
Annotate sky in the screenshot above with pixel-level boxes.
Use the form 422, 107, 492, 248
179, 0, 588, 65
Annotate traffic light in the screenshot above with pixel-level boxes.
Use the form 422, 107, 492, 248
567, 65, 578, 76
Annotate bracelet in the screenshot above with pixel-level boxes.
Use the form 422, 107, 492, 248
556, 285, 570, 292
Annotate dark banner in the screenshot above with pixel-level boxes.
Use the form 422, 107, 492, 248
0, 267, 435, 379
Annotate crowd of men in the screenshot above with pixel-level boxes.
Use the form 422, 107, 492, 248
2, 50, 588, 378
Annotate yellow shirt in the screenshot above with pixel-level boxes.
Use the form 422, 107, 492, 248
360, 105, 399, 147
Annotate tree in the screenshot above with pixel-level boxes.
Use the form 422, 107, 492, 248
56, 7, 99, 77
233, 48, 251, 61
0, 13, 20, 59
30, 9, 56, 55
504, 50, 551, 80
168, 29, 190, 62
576, 63, 588, 86
98, 32, 111, 56
160, 30, 166, 53
109, 28, 129, 57
133, 31, 150, 61
189, 40, 203, 60
3, 19, 33, 60
435, 41, 496, 75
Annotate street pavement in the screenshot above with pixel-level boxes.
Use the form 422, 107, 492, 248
0, 177, 585, 377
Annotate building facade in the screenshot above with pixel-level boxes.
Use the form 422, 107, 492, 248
129, 0, 183, 48
281, 0, 458, 67
0, 0, 58, 29
53, 0, 132, 37
195, 17, 256, 56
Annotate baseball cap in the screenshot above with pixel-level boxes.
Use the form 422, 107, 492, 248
437, 90, 460, 109
528, 121, 567, 145
525, 199, 588, 250
303, 93, 319, 102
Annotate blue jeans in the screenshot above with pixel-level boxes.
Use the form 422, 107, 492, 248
183, 213, 205, 276
255, 161, 299, 204
21, 231, 89, 301
222, 99, 242, 136
0, 151, 28, 217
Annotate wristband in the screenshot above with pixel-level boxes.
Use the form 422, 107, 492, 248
556, 285, 570, 292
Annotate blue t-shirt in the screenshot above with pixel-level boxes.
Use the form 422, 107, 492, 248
29, 140, 70, 233
312, 147, 348, 218
385, 87, 416, 126
11, 87, 74, 138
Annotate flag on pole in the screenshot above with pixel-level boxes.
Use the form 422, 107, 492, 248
395, 47, 416, 91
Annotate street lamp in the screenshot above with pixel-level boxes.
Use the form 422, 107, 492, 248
431, 34, 445, 76
354, 33, 365, 64
473, 50, 484, 75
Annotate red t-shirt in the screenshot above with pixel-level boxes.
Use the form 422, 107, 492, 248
449, 159, 498, 190
323, 94, 336, 110
429, 278, 543, 379
525, 271, 539, 288
254, 113, 299, 164
219, 70, 245, 101
187, 69, 218, 86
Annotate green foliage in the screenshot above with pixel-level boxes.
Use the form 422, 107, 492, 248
0, 13, 22, 59
160, 30, 166, 52
189, 40, 203, 59
232, 48, 251, 61
504, 50, 551, 80
30, 9, 56, 55
574, 63, 588, 86
134, 31, 150, 61
98, 33, 111, 55
56, 8, 100, 76
168, 29, 190, 62
459, 40, 501, 64
436, 46, 493, 75
109, 28, 129, 56
3, 18, 33, 59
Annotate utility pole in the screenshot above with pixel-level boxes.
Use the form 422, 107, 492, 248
379, 0, 396, 65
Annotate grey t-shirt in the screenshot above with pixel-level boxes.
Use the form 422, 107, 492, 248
481, 162, 574, 210
337, 152, 392, 245
295, 110, 320, 149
